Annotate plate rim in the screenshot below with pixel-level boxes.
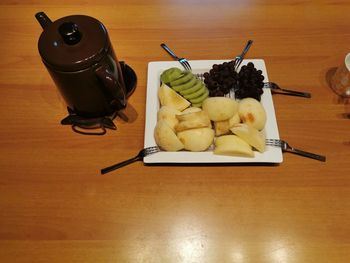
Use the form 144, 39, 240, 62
144, 59, 283, 164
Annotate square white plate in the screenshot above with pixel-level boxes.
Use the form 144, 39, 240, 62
144, 59, 283, 164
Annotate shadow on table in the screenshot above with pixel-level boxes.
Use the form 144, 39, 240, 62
325, 67, 350, 119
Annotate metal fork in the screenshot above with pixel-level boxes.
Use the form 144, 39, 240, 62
160, 43, 192, 71
100, 146, 160, 174
234, 39, 253, 70
266, 139, 326, 162
264, 82, 311, 98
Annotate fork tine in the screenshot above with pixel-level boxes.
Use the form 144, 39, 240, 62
179, 60, 188, 71
145, 146, 160, 155
196, 73, 204, 81
265, 139, 282, 146
183, 63, 189, 71
184, 60, 192, 71
180, 60, 191, 71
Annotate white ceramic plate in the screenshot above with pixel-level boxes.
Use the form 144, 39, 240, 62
144, 59, 283, 164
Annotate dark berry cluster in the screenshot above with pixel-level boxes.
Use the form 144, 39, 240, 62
203, 61, 238, 97
234, 62, 265, 101
203, 61, 265, 101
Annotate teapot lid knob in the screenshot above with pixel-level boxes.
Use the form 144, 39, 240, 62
58, 22, 82, 45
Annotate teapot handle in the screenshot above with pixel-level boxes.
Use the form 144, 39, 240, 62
95, 64, 127, 111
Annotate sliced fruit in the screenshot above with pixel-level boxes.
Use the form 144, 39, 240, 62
191, 102, 204, 108
189, 88, 209, 104
214, 135, 254, 157
160, 67, 183, 84
238, 98, 266, 130
202, 97, 238, 121
177, 128, 215, 152
214, 120, 231, 136
157, 106, 181, 131
176, 110, 209, 122
158, 83, 190, 111
179, 80, 203, 95
172, 77, 197, 92
154, 120, 184, 151
169, 71, 193, 86
181, 107, 202, 114
229, 113, 241, 127
230, 123, 266, 152
175, 111, 211, 132
183, 85, 206, 100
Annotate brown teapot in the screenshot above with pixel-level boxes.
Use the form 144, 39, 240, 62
35, 12, 136, 134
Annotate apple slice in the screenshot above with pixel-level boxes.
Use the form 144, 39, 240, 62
228, 113, 241, 127
181, 107, 202, 114
202, 97, 238, 121
238, 98, 266, 131
213, 113, 241, 136
175, 111, 211, 132
230, 123, 266, 152
176, 110, 209, 121
158, 83, 190, 111
154, 120, 184, 151
177, 128, 215, 152
157, 106, 181, 130
213, 120, 231, 136
214, 135, 254, 157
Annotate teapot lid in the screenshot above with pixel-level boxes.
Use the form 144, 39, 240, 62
37, 14, 109, 72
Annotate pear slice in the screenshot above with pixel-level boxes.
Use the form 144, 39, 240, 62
154, 120, 184, 151
213, 113, 241, 136
158, 83, 190, 111
214, 135, 254, 157
177, 128, 215, 152
202, 97, 238, 121
230, 123, 266, 152
175, 111, 211, 132
176, 110, 209, 121
238, 98, 266, 131
228, 113, 241, 127
213, 120, 231, 136
181, 107, 202, 114
157, 106, 181, 130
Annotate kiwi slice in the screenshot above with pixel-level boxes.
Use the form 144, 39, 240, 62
172, 77, 197, 92
169, 71, 194, 86
183, 85, 206, 100
160, 68, 183, 84
190, 89, 209, 104
180, 80, 203, 95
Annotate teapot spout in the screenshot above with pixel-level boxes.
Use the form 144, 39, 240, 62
35, 12, 52, 29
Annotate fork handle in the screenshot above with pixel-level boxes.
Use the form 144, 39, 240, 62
101, 156, 141, 174
235, 40, 253, 68
288, 148, 326, 162
160, 43, 179, 60
239, 39, 253, 58
276, 88, 312, 98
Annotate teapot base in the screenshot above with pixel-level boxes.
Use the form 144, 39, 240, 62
60, 62, 137, 135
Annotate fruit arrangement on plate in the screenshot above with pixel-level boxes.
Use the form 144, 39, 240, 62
154, 61, 267, 158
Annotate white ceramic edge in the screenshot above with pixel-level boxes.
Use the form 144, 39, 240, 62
144, 59, 283, 164
345, 53, 350, 71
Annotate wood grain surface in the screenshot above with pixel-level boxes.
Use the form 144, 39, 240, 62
0, 0, 349, 262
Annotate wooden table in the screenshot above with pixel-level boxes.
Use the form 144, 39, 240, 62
1, 0, 349, 262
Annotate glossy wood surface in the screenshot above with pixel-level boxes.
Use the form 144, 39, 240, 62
0, 0, 349, 262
